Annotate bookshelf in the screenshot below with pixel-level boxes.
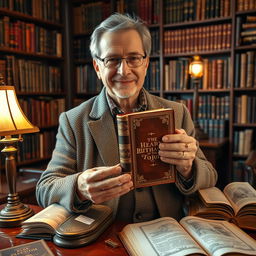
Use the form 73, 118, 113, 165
70, 0, 256, 186
232, 2, 256, 182
1, 1, 255, 186
0, 0, 68, 172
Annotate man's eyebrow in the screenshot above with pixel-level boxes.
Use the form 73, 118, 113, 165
127, 52, 144, 55
105, 52, 143, 58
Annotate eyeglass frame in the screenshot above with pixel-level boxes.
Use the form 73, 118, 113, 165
95, 54, 147, 69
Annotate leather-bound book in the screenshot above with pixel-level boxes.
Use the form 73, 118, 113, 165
117, 108, 176, 188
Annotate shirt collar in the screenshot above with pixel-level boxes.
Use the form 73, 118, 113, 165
106, 89, 148, 116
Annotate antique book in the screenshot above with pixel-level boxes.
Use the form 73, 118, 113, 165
119, 215, 256, 256
0, 240, 54, 256
117, 108, 175, 188
189, 182, 256, 230
17, 203, 113, 248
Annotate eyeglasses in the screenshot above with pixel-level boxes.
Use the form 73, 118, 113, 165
96, 54, 146, 68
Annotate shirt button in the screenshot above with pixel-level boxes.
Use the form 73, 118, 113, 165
135, 213, 143, 220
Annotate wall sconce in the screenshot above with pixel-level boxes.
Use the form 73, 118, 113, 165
189, 56, 208, 140
0, 74, 39, 227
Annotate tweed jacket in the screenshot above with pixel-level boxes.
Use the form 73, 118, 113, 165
36, 87, 217, 219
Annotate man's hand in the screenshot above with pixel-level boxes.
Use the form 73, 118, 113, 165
77, 164, 133, 204
159, 129, 198, 179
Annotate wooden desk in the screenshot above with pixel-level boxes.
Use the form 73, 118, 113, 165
199, 137, 229, 189
1, 205, 256, 256
0, 205, 128, 255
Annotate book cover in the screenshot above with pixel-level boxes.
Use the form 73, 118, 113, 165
0, 240, 54, 256
117, 108, 176, 188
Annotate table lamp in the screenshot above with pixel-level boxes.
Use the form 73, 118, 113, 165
0, 74, 39, 227
189, 56, 208, 140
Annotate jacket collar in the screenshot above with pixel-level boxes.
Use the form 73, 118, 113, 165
87, 87, 166, 166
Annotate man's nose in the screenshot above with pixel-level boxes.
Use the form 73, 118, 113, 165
117, 59, 131, 75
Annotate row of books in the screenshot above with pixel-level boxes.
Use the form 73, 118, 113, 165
116, 0, 160, 25
167, 97, 228, 139
164, 58, 191, 91
75, 64, 102, 94
237, 0, 256, 12
235, 51, 256, 88
234, 95, 256, 124
166, 94, 229, 121
19, 98, 65, 127
0, 16, 62, 56
202, 57, 230, 90
144, 60, 160, 91
164, 23, 231, 54
198, 118, 228, 138
236, 15, 256, 46
199, 94, 229, 120
233, 129, 254, 156
0, 0, 60, 23
164, 57, 230, 91
150, 30, 160, 55
73, 2, 111, 34
164, 0, 230, 24
0, 55, 62, 93
166, 95, 193, 116
73, 38, 91, 60
17, 131, 56, 163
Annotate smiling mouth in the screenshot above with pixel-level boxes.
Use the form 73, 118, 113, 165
115, 80, 134, 83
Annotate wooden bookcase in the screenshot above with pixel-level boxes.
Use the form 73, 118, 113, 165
1, 1, 255, 187
0, 0, 69, 172
69, 0, 256, 186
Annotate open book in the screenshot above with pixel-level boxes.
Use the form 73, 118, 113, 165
189, 182, 256, 230
17, 203, 113, 248
119, 216, 256, 256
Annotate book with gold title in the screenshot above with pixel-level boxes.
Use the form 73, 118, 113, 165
117, 108, 176, 188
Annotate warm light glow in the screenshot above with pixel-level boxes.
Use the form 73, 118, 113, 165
0, 90, 16, 132
0, 86, 39, 136
189, 56, 203, 78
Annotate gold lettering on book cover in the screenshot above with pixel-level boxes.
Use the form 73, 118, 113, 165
133, 114, 172, 184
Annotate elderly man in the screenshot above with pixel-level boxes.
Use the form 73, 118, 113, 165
36, 13, 217, 222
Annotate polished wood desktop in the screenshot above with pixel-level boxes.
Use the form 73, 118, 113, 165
0, 204, 128, 255
1, 204, 256, 255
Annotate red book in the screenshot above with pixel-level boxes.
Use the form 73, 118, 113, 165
117, 108, 176, 188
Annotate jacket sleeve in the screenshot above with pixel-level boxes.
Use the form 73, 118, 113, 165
36, 112, 89, 213
175, 104, 218, 194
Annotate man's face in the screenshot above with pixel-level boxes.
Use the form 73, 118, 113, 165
93, 29, 149, 104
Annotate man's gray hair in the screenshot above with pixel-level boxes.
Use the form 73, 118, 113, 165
90, 13, 151, 58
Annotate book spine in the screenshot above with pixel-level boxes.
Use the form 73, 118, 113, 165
117, 115, 132, 173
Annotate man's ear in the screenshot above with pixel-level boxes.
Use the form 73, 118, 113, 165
93, 59, 101, 80
145, 56, 150, 69
144, 56, 150, 75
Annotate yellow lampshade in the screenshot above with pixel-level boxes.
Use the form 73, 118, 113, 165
189, 56, 203, 78
0, 86, 39, 136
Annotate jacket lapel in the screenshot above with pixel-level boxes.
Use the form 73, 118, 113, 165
87, 88, 119, 166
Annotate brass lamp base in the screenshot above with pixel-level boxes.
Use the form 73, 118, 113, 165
0, 193, 34, 227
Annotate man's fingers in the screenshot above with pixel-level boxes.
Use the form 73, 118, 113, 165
89, 180, 133, 204
92, 173, 132, 191
86, 164, 122, 182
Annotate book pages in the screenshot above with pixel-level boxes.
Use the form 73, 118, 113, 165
181, 216, 256, 256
